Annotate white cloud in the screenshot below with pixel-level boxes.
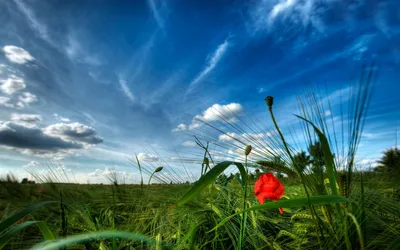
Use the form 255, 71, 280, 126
219, 132, 265, 142
119, 79, 135, 102
43, 122, 103, 145
219, 132, 239, 142
187, 39, 230, 94
88, 168, 137, 184
55, 166, 72, 173
268, 0, 297, 24
15, 101, 25, 109
18, 92, 38, 104
2, 46, 34, 64
24, 160, 40, 168
175, 103, 244, 132
11, 113, 42, 125
251, 0, 329, 35
60, 117, 71, 122
172, 123, 187, 132
0, 76, 26, 95
325, 110, 332, 116
0, 96, 15, 108
137, 152, 159, 162
102, 168, 116, 176
194, 103, 243, 123
242, 133, 265, 140
53, 113, 71, 122
188, 122, 201, 130
88, 168, 102, 177
183, 141, 196, 147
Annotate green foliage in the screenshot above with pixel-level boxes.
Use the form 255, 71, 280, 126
177, 161, 247, 207
375, 147, 400, 174
292, 151, 312, 174
30, 231, 162, 250
0, 201, 58, 249
257, 156, 297, 178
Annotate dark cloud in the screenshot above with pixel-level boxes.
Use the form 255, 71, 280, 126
43, 122, 103, 144
0, 121, 82, 150
0, 121, 103, 161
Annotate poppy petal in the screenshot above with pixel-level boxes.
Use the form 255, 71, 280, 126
278, 208, 284, 214
256, 194, 265, 204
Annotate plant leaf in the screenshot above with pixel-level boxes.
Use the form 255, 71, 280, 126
0, 201, 58, 235
295, 115, 339, 196
209, 195, 351, 232
0, 221, 38, 249
29, 231, 164, 250
177, 161, 247, 206
36, 221, 57, 241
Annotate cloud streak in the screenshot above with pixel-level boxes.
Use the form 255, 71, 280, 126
147, 0, 166, 29
119, 79, 136, 103
186, 39, 230, 94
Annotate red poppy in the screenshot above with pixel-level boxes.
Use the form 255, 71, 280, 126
169, 205, 175, 209
254, 172, 285, 214
39, 188, 45, 193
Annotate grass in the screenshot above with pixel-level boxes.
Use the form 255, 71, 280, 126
1, 65, 399, 249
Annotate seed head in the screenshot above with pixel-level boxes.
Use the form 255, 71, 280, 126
155, 166, 163, 173
245, 145, 252, 156
265, 96, 274, 108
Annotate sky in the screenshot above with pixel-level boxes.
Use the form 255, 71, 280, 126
0, 0, 399, 184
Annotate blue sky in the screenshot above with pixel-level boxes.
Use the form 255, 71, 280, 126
0, 0, 399, 183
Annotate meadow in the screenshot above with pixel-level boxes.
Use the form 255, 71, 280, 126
0, 67, 399, 250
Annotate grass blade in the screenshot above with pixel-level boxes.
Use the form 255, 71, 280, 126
177, 161, 246, 206
0, 201, 58, 234
29, 231, 162, 250
295, 115, 339, 196
0, 221, 38, 249
209, 195, 351, 232
36, 221, 57, 241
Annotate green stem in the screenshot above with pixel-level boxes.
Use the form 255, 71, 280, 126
148, 172, 156, 186
268, 105, 325, 249
238, 155, 249, 250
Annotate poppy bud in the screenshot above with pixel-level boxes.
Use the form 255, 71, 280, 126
155, 166, 163, 173
245, 145, 252, 156
204, 157, 209, 165
265, 96, 274, 108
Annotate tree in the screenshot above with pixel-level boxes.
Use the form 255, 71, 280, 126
309, 141, 325, 174
257, 156, 297, 178
293, 151, 312, 173
375, 147, 400, 173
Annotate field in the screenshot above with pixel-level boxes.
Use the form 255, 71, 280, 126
1, 68, 400, 250
0, 171, 399, 250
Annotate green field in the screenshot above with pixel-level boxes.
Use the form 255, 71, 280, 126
1, 167, 399, 249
